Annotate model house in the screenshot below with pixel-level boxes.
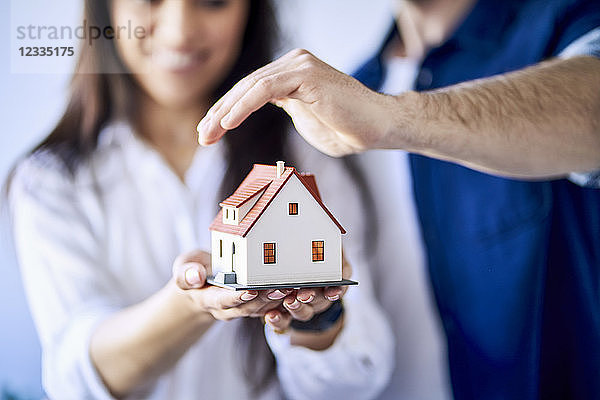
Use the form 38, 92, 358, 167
209, 161, 346, 287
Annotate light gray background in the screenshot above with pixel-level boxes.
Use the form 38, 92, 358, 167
0, 1, 391, 397
1, 1, 80, 397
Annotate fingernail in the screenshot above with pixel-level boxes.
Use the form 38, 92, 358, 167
298, 294, 314, 303
241, 291, 258, 301
200, 135, 214, 146
268, 313, 280, 323
287, 299, 301, 310
326, 294, 340, 301
197, 118, 213, 144
267, 290, 286, 300
220, 113, 232, 129
196, 119, 205, 133
198, 130, 207, 145
185, 268, 202, 286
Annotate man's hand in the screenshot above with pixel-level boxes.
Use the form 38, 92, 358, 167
197, 49, 405, 157
198, 48, 600, 178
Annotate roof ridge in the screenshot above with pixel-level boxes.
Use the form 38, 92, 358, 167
209, 163, 345, 236
292, 170, 345, 234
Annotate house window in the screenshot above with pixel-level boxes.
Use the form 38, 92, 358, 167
232, 243, 236, 268
264, 243, 276, 264
225, 208, 229, 219
289, 202, 298, 215
312, 241, 324, 262
219, 240, 223, 258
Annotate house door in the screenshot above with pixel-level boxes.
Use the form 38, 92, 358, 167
231, 243, 236, 271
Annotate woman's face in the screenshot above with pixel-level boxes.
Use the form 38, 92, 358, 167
112, 0, 250, 108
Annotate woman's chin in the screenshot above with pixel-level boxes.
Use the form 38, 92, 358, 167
148, 88, 208, 110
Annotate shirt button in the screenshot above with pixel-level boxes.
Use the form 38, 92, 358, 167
417, 68, 433, 88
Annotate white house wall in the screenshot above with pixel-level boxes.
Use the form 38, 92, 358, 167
211, 231, 248, 283
238, 188, 266, 221
245, 175, 342, 285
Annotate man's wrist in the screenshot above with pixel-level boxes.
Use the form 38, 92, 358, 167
377, 90, 425, 152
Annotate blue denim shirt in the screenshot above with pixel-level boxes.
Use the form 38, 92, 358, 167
354, 1, 600, 399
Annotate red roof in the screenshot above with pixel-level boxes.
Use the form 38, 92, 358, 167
299, 173, 322, 201
219, 179, 271, 207
209, 164, 345, 237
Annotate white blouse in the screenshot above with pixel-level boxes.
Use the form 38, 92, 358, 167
9, 122, 394, 400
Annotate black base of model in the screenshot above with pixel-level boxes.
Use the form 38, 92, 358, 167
206, 276, 358, 291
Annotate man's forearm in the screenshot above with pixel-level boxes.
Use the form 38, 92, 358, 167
392, 56, 600, 178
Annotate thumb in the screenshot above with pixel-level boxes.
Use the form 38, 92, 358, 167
174, 262, 207, 290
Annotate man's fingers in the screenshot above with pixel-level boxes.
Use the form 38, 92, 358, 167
220, 72, 302, 130
197, 116, 227, 146
211, 48, 312, 121
197, 49, 318, 145
200, 71, 302, 145
208, 49, 301, 116
198, 62, 284, 144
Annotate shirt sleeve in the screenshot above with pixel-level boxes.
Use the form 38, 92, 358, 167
558, 27, 600, 59
558, 27, 600, 189
9, 155, 121, 400
265, 281, 394, 400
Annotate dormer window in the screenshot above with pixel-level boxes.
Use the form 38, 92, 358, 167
222, 206, 239, 225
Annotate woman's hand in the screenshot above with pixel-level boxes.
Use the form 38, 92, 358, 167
197, 49, 406, 157
263, 254, 353, 334
172, 250, 291, 321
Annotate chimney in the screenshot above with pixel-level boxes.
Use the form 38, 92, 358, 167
276, 161, 285, 178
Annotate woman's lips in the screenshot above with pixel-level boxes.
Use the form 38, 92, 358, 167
151, 49, 208, 73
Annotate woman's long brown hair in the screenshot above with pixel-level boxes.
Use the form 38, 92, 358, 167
19, 0, 289, 395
